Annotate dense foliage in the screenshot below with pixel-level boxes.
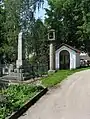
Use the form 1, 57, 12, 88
0, 84, 43, 119
26, 19, 49, 65
1, 0, 90, 63
45, 0, 90, 52
0, 0, 45, 63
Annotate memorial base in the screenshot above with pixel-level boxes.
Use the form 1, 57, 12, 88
48, 70, 56, 74
0, 63, 33, 81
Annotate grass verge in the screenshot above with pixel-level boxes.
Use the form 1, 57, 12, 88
41, 67, 90, 88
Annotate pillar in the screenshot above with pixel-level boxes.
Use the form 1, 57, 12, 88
16, 32, 25, 68
48, 42, 55, 73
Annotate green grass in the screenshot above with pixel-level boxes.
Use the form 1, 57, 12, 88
41, 67, 90, 88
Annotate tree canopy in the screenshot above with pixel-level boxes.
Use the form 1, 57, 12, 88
0, 0, 44, 63
1, 0, 90, 64
45, 0, 90, 52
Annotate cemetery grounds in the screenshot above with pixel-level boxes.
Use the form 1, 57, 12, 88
0, 67, 90, 118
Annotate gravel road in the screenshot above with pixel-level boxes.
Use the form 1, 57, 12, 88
19, 69, 90, 119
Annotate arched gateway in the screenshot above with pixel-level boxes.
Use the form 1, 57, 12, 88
60, 50, 70, 69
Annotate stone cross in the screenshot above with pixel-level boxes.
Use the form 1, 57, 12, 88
16, 32, 25, 68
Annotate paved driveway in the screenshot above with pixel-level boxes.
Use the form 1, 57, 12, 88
19, 70, 90, 119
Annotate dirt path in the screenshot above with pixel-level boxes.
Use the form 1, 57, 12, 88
19, 69, 90, 119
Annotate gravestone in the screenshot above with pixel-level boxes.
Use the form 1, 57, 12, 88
2, 65, 9, 75
8, 64, 14, 73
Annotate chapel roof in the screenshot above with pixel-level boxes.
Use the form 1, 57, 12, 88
56, 43, 81, 53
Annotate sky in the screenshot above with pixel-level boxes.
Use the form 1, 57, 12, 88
35, 0, 49, 21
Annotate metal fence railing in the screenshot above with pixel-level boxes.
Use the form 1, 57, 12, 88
19, 64, 48, 78
0, 64, 49, 79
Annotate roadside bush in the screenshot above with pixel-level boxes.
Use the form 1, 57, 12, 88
0, 84, 43, 119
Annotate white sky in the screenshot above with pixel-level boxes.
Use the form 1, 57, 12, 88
35, 0, 48, 21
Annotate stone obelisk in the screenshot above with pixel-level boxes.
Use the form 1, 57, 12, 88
16, 32, 25, 68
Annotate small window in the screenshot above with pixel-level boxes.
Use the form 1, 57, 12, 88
5, 68, 8, 72
49, 32, 53, 39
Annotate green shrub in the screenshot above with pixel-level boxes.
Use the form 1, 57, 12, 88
0, 84, 43, 119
